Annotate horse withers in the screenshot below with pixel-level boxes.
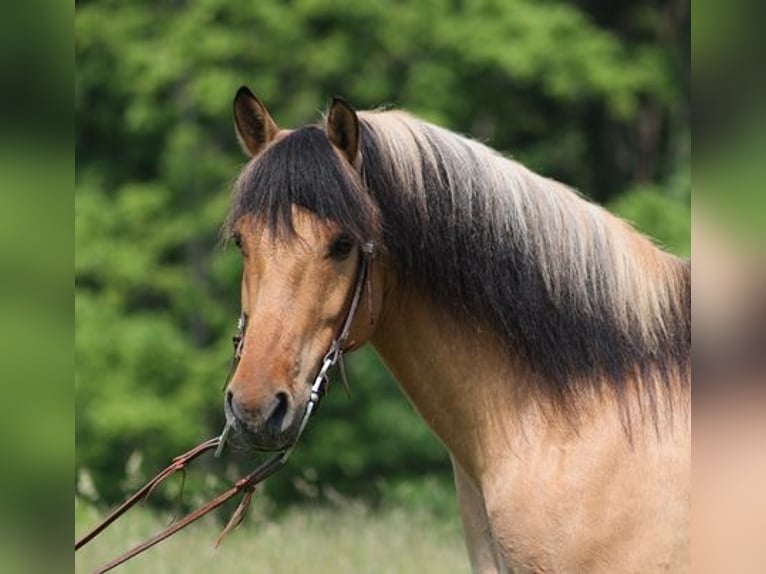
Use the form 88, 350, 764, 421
222, 86, 691, 573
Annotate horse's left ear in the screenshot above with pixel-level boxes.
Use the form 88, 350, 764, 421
326, 97, 360, 166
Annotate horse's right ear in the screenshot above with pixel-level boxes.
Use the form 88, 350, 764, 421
233, 86, 279, 157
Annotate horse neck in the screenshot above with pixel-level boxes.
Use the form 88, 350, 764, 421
368, 258, 689, 486
369, 279, 527, 481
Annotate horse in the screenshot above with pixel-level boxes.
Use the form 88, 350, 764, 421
221, 86, 691, 573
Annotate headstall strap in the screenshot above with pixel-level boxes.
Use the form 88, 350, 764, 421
76, 241, 375, 573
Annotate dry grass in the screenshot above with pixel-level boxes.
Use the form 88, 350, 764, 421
76, 499, 469, 573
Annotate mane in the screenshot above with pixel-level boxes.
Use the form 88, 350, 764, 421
227, 110, 691, 416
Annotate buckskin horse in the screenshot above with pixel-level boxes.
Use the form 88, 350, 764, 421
222, 87, 690, 573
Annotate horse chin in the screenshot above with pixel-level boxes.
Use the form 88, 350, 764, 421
233, 419, 300, 453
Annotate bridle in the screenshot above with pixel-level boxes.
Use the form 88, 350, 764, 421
75, 241, 376, 573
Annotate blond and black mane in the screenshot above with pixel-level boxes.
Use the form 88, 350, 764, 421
227, 109, 690, 409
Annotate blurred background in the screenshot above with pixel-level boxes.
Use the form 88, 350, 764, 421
71, 0, 690, 572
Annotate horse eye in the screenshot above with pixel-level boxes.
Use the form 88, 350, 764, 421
232, 313, 246, 356
329, 234, 354, 261
232, 233, 242, 250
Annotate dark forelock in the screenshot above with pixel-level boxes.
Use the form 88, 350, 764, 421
225, 126, 379, 244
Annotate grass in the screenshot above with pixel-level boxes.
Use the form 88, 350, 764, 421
75, 498, 470, 573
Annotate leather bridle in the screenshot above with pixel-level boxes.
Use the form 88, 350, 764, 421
75, 241, 376, 573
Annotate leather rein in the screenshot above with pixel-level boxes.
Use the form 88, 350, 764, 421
75, 242, 376, 573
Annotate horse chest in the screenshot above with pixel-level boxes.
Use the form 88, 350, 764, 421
479, 430, 689, 574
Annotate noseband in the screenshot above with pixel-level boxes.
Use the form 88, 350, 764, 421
76, 241, 376, 573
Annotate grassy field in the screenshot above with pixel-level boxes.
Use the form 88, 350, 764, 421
76, 499, 469, 573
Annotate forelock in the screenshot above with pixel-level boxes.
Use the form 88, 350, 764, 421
225, 125, 379, 244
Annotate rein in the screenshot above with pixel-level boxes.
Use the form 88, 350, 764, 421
76, 242, 375, 573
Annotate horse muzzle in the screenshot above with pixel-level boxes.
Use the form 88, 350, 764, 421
224, 386, 302, 451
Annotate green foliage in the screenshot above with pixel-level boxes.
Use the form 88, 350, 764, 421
609, 139, 691, 256
610, 185, 691, 257
75, 0, 689, 509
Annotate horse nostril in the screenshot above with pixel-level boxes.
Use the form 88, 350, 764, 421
226, 389, 246, 422
225, 389, 235, 412
267, 392, 290, 432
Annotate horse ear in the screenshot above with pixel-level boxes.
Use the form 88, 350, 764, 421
233, 86, 279, 157
326, 96, 360, 165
